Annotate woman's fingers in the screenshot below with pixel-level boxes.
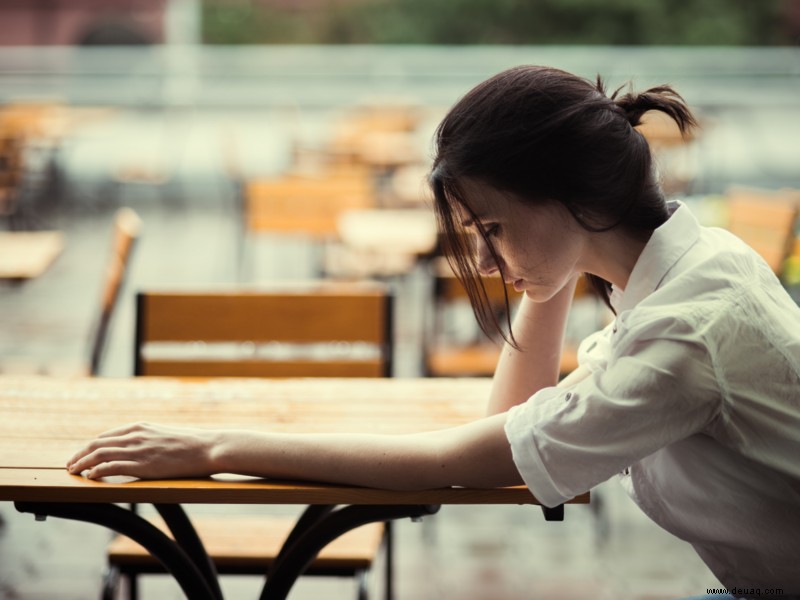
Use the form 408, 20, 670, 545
84, 460, 142, 480
66, 422, 157, 467
67, 424, 152, 471
68, 440, 140, 474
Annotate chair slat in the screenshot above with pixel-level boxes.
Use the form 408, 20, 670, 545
140, 359, 386, 378
139, 289, 388, 344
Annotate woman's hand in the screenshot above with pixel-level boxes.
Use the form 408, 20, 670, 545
66, 422, 218, 480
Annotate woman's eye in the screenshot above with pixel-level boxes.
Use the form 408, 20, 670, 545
485, 224, 500, 237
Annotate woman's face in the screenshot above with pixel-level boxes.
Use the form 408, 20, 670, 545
456, 181, 587, 302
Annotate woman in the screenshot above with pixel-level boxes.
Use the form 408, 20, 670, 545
68, 66, 800, 597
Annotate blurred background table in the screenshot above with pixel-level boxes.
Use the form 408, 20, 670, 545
0, 230, 64, 282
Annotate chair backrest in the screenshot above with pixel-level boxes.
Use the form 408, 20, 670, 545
425, 258, 597, 377
134, 281, 393, 378
431, 256, 521, 312
725, 186, 800, 276
88, 207, 142, 375
244, 168, 376, 239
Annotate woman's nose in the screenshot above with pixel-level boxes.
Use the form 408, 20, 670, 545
475, 236, 499, 276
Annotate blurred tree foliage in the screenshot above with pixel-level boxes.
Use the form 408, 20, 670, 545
202, 0, 793, 45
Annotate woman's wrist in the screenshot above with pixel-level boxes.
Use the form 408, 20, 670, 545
204, 429, 235, 475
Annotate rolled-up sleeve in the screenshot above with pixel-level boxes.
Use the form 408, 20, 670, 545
505, 388, 576, 507
504, 313, 719, 508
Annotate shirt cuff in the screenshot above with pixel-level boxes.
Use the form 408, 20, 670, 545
504, 389, 575, 508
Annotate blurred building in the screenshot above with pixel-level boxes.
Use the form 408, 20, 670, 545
0, 0, 167, 46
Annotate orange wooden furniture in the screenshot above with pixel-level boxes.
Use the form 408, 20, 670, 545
0, 207, 140, 377
724, 186, 800, 277
241, 167, 378, 278
245, 167, 376, 240
0, 375, 588, 600
88, 207, 142, 376
0, 230, 64, 281
114, 282, 393, 600
134, 282, 393, 378
424, 259, 586, 378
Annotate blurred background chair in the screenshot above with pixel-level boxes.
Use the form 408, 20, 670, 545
0, 206, 140, 376
104, 281, 395, 600
88, 207, 142, 376
724, 185, 800, 278
240, 165, 377, 280
423, 258, 594, 379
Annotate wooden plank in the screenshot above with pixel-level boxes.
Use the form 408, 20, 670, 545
140, 289, 388, 344
140, 359, 386, 378
107, 516, 384, 569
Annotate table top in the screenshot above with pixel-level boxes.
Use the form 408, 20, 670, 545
0, 375, 589, 506
337, 208, 437, 255
0, 230, 64, 280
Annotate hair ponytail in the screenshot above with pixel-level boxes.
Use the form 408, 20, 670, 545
608, 81, 698, 139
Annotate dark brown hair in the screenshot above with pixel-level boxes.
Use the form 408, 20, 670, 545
429, 65, 697, 344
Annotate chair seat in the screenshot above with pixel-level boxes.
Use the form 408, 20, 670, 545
108, 516, 385, 574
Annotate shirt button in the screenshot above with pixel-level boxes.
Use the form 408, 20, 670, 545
622, 467, 630, 476
564, 392, 573, 402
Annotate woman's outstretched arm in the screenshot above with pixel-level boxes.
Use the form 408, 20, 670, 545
66, 412, 523, 491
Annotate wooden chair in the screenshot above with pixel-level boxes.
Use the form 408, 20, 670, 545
103, 281, 394, 600
0, 207, 141, 376
725, 186, 800, 278
424, 258, 590, 378
88, 207, 142, 376
329, 104, 424, 170
241, 167, 377, 278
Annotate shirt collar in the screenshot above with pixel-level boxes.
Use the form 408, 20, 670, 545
611, 200, 701, 313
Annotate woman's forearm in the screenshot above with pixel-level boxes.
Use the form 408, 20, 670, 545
487, 277, 577, 415
209, 413, 521, 490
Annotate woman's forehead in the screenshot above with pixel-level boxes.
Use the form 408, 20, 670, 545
454, 181, 514, 224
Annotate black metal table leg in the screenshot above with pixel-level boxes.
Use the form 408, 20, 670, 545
15, 502, 221, 600
261, 504, 440, 600
541, 504, 564, 521
155, 504, 224, 600
269, 504, 336, 568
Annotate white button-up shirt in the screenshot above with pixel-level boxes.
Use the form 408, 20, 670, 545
505, 201, 800, 591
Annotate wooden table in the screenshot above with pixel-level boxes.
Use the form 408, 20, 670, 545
0, 230, 64, 281
337, 208, 438, 256
0, 375, 589, 599
331, 208, 438, 277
